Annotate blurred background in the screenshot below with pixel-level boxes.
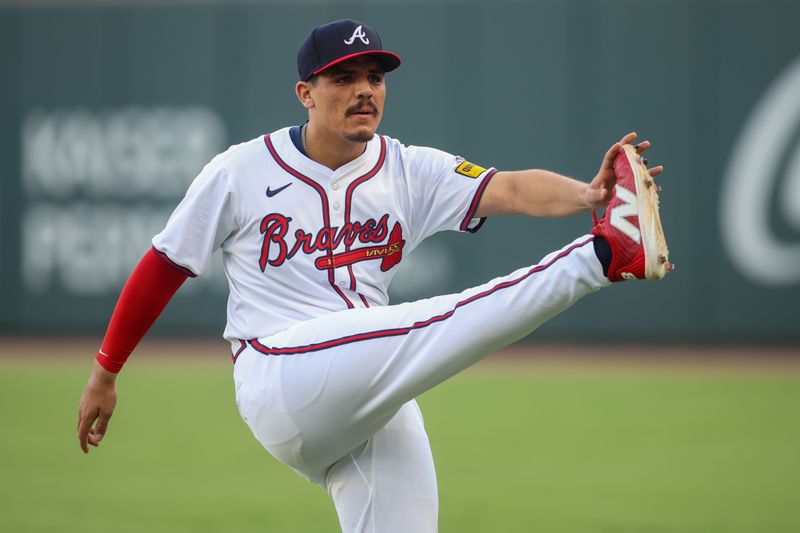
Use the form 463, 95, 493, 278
1, 0, 799, 343
1, 1, 799, 532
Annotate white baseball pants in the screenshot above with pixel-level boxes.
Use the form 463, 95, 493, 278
232, 235, 609, 532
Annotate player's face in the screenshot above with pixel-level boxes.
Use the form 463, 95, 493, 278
307, 58, 386, 143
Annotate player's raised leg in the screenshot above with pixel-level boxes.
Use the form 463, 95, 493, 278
234, 234, 608, 484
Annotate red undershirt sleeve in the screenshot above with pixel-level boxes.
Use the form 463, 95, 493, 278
95, 247, 192, 373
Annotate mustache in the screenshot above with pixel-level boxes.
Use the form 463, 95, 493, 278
346, 99, 379, 116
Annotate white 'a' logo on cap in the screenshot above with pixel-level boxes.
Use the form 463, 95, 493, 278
344, 26, 370, 46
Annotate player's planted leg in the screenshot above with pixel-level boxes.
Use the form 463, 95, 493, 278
325, 401, 438, 533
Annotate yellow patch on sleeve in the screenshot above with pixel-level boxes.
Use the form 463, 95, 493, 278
455, 161, 487, 178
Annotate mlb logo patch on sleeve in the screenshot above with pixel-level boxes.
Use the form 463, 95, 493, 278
455, 161, 487, 178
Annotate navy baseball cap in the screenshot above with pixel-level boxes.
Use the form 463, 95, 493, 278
297, 19, 402, 81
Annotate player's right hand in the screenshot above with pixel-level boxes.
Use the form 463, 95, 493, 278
77, 360, 118, 454
584, 132, 664, 209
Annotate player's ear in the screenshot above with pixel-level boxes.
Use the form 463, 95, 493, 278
295, 81, 315, 109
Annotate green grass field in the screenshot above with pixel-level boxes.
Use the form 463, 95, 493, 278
1, 347, 799, 532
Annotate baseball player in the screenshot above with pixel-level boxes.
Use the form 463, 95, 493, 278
77, 19, 670, 533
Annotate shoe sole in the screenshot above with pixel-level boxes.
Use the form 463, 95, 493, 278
622, 145, 671, 280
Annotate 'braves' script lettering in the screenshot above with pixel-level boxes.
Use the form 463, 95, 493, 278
259, 213, 393, 271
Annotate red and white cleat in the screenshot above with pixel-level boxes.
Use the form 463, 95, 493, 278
591, 144, 671, 281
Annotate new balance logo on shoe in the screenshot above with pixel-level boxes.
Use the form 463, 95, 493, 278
609, 185, 641, 244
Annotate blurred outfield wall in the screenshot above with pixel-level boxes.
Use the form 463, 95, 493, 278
0, 0, 798, 343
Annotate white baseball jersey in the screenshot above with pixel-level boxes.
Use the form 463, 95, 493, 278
152, 127, 496, 342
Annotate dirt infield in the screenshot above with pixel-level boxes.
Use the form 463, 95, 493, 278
1, 337, 798, 372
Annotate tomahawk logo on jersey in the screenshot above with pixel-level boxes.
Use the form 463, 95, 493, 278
152, 127, 495, 343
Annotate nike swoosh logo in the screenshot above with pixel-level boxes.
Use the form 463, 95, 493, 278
266, 183, 292, 197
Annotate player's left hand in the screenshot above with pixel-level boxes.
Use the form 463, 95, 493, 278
583, 132, 664, 209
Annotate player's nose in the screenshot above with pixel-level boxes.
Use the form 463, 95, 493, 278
353, 75, 374, 97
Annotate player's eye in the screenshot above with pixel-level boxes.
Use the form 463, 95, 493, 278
336, 75, 351, 84
369, 74, 384, 84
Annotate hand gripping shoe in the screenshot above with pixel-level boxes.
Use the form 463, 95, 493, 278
590, 144, 671, 281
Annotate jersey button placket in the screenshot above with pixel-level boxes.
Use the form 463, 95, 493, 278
327, 182, 345, 285
329, 178, 343, 212
330, 179, 343, 215
327, 178, 348, 292
328, 179, 344, 222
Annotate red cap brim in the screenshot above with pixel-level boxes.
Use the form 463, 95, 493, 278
311, 50, 402, 77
